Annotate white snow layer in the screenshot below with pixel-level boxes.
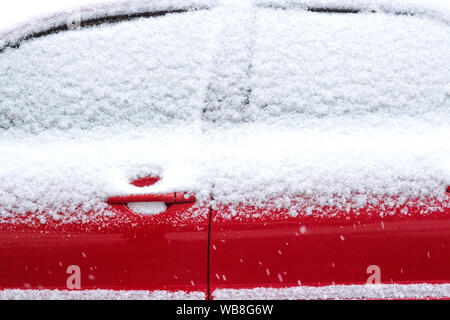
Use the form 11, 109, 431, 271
212, 283, 450, 300
255, 0, 450, 13
0, 0, 217, 50
128, 202, 168, 215
0, 289, 204, 300
0, 2, 449, 222
2, 284, 449, 300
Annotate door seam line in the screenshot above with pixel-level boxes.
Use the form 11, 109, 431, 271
206, 199, 213, 300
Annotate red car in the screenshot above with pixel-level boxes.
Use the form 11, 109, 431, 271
0, 1, 449, 300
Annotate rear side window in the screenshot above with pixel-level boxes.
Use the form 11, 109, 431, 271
250, 9, 450, 120
203, 9, 450, 124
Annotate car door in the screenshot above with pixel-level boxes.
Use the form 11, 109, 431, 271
210, 198, 450, 298
0, 176, 209, 296
208, 8, 450, 299
0, 9, 220, 298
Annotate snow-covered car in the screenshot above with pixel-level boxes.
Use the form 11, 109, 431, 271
0, 0, 449, 300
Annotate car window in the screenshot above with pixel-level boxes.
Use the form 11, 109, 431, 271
0, 10, 219, 132
203, 8, 450, 125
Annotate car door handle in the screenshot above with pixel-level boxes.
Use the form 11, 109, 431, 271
107, 192, 195, 204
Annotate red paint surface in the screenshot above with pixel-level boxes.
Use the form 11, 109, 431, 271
210, 194, 450, 292
1, 182, 449, 299
0, 177, 209, 294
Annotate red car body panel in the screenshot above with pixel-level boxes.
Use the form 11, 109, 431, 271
0, 184, 449, 299
0, 200, 209, 294
210, 194, 450, 292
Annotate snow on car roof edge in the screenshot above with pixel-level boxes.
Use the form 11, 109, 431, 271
0, 0, 218, 51
1, 0, 450, 52
254, 0, 450, 18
